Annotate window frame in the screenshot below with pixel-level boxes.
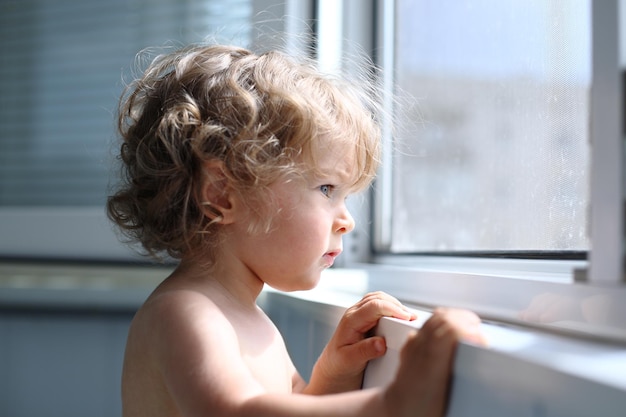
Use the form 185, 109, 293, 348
338, 0, 626, 343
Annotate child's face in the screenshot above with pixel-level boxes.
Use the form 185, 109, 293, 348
232, 143, 357, 292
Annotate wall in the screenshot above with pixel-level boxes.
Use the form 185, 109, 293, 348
0, 262, 161, 417
0, 310, 132, 417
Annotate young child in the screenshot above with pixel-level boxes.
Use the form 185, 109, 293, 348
107, 43, 485, 417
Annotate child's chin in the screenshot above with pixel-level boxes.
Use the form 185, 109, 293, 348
275, 276, 321, 292
300, 280, 320, 291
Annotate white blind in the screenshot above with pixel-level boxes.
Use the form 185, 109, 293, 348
0, 0, 252, 206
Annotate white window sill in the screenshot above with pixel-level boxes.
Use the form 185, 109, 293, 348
266, 267, 626, 416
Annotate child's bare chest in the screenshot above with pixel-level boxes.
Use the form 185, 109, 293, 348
232, 312, 294, 393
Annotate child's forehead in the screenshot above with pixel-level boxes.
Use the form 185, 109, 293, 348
306, 139, 358, 180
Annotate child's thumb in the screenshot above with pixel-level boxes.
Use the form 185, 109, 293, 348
345, 336, 387, 365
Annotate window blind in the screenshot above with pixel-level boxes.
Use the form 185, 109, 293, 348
0, 0, 252, 207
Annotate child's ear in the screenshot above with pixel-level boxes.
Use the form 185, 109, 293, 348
200, 160, 237, 225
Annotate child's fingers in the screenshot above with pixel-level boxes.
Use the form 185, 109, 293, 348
397, 311, 476, 394
342, 293, 416, 334
387, 326, 453, 417
429, 308, 487, 346
385, 309, 486, 417
403, 308, 486, 361
351, 335, 387, 361
334, 336, 387, 373
356, 292, 414, 317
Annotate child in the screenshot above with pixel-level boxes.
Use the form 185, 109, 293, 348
107, 43, 485, 417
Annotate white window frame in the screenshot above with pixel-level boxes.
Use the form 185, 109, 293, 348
587, 0, 625, 286
333, 0, 626, 343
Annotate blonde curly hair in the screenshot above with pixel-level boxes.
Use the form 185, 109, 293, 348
107, 44, 382, 264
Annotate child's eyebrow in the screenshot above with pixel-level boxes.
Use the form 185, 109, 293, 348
322, 173, 363, 195
316, 166, 353, 181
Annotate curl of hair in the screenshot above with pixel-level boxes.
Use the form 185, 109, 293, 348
107, 43, 383, 265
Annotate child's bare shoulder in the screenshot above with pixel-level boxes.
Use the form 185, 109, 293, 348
122, 281, 263, 416
132, 281, 237, 351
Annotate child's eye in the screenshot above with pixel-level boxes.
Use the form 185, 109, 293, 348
320, 184, 334, 197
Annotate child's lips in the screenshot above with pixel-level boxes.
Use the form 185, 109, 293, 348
323, 250, 342, 267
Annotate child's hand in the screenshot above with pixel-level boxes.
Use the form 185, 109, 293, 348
384, 308, 486, 417
307, 291, 416, 394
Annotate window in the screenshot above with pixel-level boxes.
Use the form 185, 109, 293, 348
0, 0, 252, 207
381, 0, 591, 254
337, 0, 625, 343
0, 0, 312, 260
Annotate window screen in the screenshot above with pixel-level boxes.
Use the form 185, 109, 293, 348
0, 0, 252, 207
389, 0, 591, 253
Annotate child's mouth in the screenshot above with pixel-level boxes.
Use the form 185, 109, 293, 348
323, 250, 341, 267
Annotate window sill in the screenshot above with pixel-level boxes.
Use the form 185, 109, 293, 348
364, 315, 626, 416
355, 259, 626, 344
265, 268, 626, 416
0, 261, 170, 312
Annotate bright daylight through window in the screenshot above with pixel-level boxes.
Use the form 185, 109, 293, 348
388, 0, 590, 254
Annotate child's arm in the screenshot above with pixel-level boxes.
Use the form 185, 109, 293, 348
239, 308, 485, 417
301, 291, 416, 395
150, 291, 483, 417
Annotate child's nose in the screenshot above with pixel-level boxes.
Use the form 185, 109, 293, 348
335, 206, 355, 234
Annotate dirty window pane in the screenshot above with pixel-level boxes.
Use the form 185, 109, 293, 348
391, 0, 591, 252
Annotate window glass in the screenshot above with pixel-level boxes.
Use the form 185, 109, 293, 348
390, 0, 591, 253
0, 0, 252, 207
